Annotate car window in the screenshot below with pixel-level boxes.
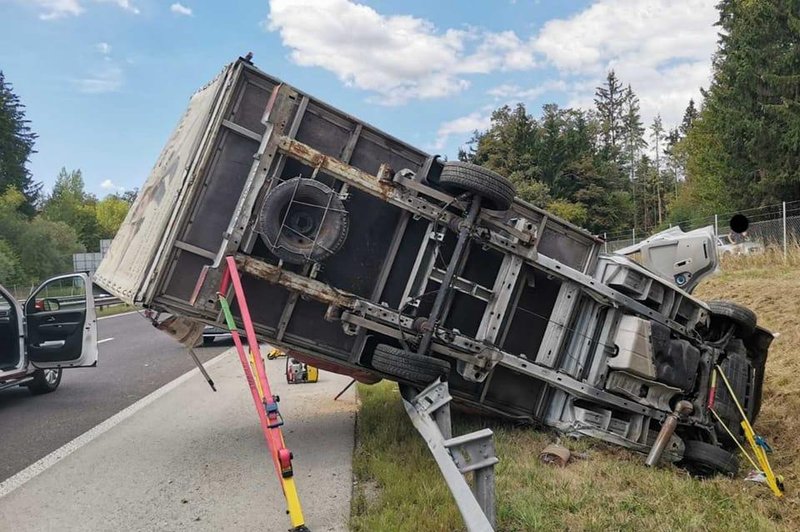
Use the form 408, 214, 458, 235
32, 277, 87, 312
0, 291, 14, 322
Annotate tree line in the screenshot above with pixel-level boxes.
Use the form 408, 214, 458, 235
3, 0, 797, 283
461, 0, 799, 236
0, 71, 133, 286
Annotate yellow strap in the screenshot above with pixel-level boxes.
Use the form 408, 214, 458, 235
742, 421, 783, 497
248, 351, 264, 399
283, 476, 306, 527
714, 366, 782, 496
709, 408, 760, 471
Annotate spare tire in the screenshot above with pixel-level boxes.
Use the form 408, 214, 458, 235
371, 344, 450, 384
438, 162, 515, 211
680, 440, 739, 477
706, 300, 757, 338
258, 177, 349, 265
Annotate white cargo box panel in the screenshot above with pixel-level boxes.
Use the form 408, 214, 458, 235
94, 64, 235, 305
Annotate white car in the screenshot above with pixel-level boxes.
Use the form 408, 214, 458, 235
0, 273, 98, 395
716, 234, 764, 257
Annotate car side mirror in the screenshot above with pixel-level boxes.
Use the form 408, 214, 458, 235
38, 298, 61, 312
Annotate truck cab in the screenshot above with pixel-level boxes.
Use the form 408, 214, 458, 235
0, 273, 98, 394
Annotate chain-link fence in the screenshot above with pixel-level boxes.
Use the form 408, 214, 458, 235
601, 200, 800, 256
6, 283, 39, 301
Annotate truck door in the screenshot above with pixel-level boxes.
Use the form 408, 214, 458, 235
24, 273, 98, 368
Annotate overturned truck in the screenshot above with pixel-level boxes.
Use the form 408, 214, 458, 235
96, 58, 771, 478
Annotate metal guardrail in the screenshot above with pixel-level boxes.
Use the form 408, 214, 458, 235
94, 296, 123, 309
15, 295, 123, 309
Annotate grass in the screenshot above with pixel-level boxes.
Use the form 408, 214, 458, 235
351, 250, 800, 531
96, 303, 135, 317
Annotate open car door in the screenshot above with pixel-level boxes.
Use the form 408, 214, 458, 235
25, 273, 98, 368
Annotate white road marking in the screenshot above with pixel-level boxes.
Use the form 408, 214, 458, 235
97, 338, 114, 345
97, 310, 140, 321
0, 348, 233, 499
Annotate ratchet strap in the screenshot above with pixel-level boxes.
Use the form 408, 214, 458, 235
218, 256, 310, 530
711, 365, 783, 497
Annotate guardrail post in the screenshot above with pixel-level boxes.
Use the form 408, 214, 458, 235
714, 214, 719, 237
401, 381, 496, 531
603, 232, 608, 253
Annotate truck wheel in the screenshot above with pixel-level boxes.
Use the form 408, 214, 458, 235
438, 162, 516, 211
258, 177, 350, 265
371, 344, 450, 384
706, 300, 757, 338
27, 368, 62, 395
680, 440, 739, 477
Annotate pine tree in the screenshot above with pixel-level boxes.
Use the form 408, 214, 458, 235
594, 70, 626, 157
664, 127, 682, 199
689, 0, 800, 206
0, 71, 40, 215
622, 85, 647, 228
680, 99, 699, 136
650, 114, 665, 224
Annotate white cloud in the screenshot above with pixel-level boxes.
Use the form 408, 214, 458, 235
23, 0, 138, 19
170, 3, 192, 16
95, 0, 138, 14
73, 39, 125, 93
265, 0, 717, 150
487, 80, 568, 102
27, 0, 82, 19
100, 179, 123, 191
266, 0, 536, 105
534, 0, 717, 125
433, 111, 492, 150
75, 63, 124, 94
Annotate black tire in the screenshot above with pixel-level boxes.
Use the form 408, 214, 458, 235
706, 300, 757, 338
681, 440, 739, 477
371, 344, 450, 384
258, 177, 350, 265
438, 162, 516, 211
27, 368, 62, 395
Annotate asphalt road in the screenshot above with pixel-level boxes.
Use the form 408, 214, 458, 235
0, 311, 229, 482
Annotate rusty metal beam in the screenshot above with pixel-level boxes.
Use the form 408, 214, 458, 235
278, 135, 397, 201
234, 255, 357, 310
276, 135, 534, 245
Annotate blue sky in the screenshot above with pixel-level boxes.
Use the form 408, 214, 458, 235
0, 1, 719, 197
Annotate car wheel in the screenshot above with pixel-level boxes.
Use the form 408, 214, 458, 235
371, 344, 450, 385
438, 162, 516, 212
680, 440, 739, 477
706, 300, 757, 338
28, 368, 62, 395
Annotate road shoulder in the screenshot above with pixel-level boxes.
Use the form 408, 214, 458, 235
0, 349, 357, 532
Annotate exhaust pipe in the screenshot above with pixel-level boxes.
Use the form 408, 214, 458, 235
645, 400, 693, 467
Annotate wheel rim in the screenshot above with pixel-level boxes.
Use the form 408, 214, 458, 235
44, 369, 59, 385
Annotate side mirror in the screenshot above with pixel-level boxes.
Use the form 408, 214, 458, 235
37, 298, 61, 312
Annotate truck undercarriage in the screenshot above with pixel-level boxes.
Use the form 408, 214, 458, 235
95, 58, 772, 480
